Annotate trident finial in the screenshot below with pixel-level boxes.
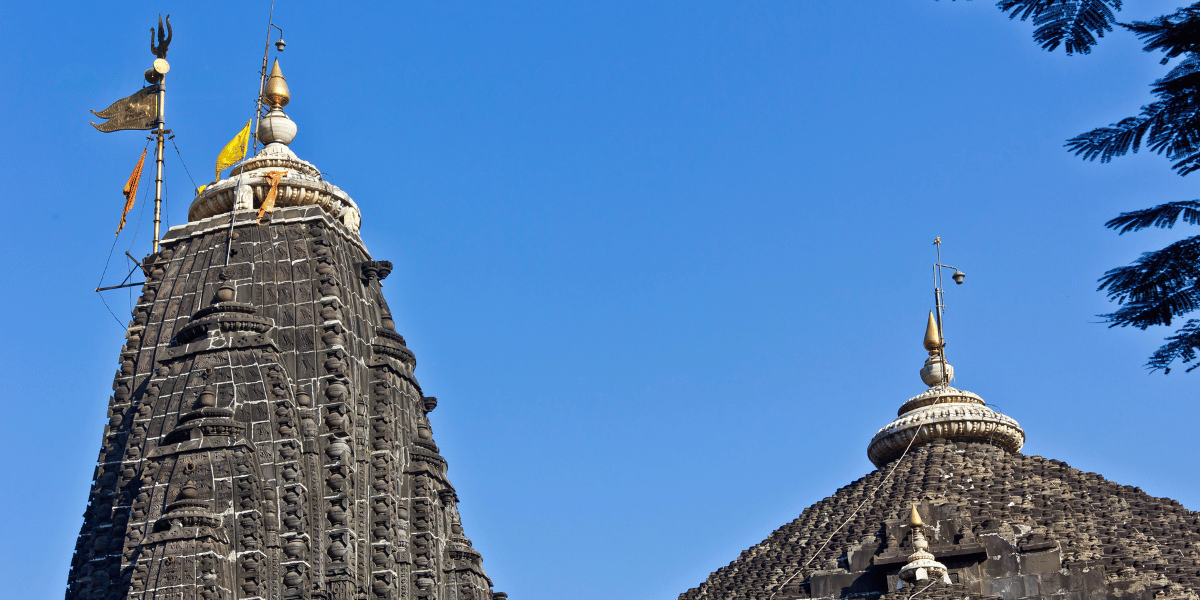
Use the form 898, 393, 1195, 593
150, 14, 172, 59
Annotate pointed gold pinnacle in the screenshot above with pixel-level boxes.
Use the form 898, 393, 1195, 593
909, 504, 924, 527
923, 312, 942, 352
264, 58, 290, 109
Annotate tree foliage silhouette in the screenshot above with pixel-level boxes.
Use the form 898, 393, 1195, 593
987, 0, 1200, 373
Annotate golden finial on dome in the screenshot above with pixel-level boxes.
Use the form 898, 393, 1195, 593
263, 58, 290, 108
898, 502, 950, 588
909, 504, 924, 528
923, 311, 942, 352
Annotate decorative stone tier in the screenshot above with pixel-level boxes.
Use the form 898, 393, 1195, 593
187, 144, 362, 233
895, 385, 984, 416
867, 398, 1024, 468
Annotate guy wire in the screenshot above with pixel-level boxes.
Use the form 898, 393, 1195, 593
170, 135, 199, 192
96, 234, 125, 330
97, 295, 126, 329
126, 163, 153, 253
226, 175, 242, 266
909, 579, 939, 599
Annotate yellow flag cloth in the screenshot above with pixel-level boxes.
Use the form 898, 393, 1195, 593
115, 148, 147, 236
259, 170, 288, 222
215, 120, 252, 180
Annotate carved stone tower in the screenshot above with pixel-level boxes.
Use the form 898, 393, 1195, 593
680, 314, 1200, 600
66, 63, 502, 600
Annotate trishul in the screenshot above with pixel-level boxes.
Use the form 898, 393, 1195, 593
150, 14, 172, 59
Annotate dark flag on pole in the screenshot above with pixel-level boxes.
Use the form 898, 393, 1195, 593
90, 86, 158, 132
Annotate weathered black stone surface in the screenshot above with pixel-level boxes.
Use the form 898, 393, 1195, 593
66, 206, 502, 600
680, 439, 1200, 600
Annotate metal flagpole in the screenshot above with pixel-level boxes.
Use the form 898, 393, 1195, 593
152, 83, 165, 253
147, 14, 173, 254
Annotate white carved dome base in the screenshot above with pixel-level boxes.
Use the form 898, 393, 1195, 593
187, 142, 362, 233
867, 392, 1024, 468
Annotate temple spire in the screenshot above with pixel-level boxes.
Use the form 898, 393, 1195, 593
189, 57, 363, 235
865, 242, 1025, 468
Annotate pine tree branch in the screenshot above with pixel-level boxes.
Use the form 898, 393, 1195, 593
1146, 319, 1200, 373
997, 0, 1122, 54
1104, 200, 1200, 233
1098, 234, 1200, 328
1065, 109, 1156, 163
1125, 5, 1200, 63
1065, 91, 1200, 175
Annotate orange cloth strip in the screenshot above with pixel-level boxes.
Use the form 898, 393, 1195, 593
259, 170, 288, 222
115, 148, 147, 236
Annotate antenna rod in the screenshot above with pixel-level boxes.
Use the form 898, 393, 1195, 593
252, 0, 277, 155
933, 238, 948, 385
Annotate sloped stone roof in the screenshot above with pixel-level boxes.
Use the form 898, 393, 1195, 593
679, 439, 1200, 600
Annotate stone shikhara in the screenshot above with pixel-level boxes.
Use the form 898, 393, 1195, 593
680, 315, 1200, 600
680, 439, 1200, 600
67, 65, 502, 600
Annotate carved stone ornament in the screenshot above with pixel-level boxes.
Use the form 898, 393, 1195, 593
188, 76, 361, 233
867, 391, 1024, 468
866, 321, 1024, 468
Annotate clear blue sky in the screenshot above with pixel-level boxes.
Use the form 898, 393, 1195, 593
1, 2, 1196, 600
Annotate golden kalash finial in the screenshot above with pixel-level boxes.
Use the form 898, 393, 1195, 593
909, 504, 924, 528
920, 311, 955, 387
263, 59, 290, 108
922, 312, 942, 352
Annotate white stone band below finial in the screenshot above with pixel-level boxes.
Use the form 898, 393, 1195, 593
188, 145, 362, 234
867, 402, 1025, 468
